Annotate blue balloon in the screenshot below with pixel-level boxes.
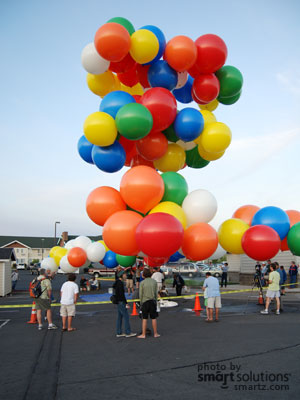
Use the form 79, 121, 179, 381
92, 141, 126, 173
100, 91, 136, 118
148, 60, 178, 90
77, 135, 94, 164
174, 108, 204, 142
140, 25, 166, 64
173, 75, 194, 103
251, 206, 290, 240
103, 251, 118, 268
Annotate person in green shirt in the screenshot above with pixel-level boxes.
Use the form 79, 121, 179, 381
260, 263, 281, 315
137, 268, 160, 339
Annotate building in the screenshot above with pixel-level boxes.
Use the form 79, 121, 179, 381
0, 248, 16, 296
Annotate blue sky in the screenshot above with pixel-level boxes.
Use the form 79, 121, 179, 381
1, 0, 300, 237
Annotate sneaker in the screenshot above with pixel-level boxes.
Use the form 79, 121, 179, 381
48, 324, 58, 330
125, 332, 137, 338
276, 310, 280, 315
116, 333, 126, 337
260, 310, 269, 314
38, 325, 43, 330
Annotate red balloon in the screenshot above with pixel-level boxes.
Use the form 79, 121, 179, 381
67, 247, 87, 267
144, 256, 168, 267
117, 63, 139, 87
191, 89, 207, 105
141, 88, 177, 132
194, 34, 227, 74
118, 136, 137, 166
242, 226, 281, 260
132, 95, 142, 103
130, 154, 155, 168
109, 53, 136, 73
136, 131, 168, 161
187, 63, 201, 78
136, 213, 184, 257
136, 64, 151, 88
192, 74, 220, 103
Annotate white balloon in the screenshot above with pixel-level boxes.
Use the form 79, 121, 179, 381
60, 255, 79, 273
210, 244, 227, 260
175, 71, 188, 89
41, 257, 58, 273
65, 239, 76, 250
176, 140, 197, 150
74, 236, 92, 251
87, 242, 106, 263
182, 189, 218, 226
81, 42, 110, 75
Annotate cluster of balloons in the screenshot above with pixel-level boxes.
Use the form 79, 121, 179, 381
218, 205, 300, 260
78, 17, 243, 174
86, 165, 223, 265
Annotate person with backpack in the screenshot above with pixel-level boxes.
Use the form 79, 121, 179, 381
173, 273, 185, 296
33, 268, 57, 330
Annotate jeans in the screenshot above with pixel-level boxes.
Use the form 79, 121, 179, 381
290, 275, 297, 289
12, 281, 17, 290
117, 302, 131, 335
221, 273, 227, 288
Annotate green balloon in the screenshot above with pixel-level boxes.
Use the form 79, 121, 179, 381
218, 90, 242, 105
116, 103, 153, 140
116, 254, 136, 267
287, 222, 300, 256
185, 146, 210, 169
161, 172, 188, 205
215, 65, 243, 98
107, 17, 135, 35
163, 124, 179, 142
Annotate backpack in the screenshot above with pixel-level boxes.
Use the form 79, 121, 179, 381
29, 278, 47, 298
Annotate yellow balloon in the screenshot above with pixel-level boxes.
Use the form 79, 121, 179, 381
149, 201, 187, 228
129, 83, 144, 96
218, 218, 249, 254
112, 74, 121, 91
154, 143, 186, 172
87, 71, 116, 96
98, 240, 109, 252
199, 99, 219, 111
83, 112, 117, 147
198, 122, 232, 153
130, 29, 159, 64
53, 248, 68, 266
197, 141, 225, 161
49, 246, 61, 258
194, 110, 217, 145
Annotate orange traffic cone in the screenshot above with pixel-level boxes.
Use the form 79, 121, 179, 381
193, 293, 202, 313
131, 302, 139, 316
27, 301, 37, 324
258, 291, 264, 305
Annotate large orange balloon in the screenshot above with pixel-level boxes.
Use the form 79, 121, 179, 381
102, 210, 143, 256
164, 36, 197, 72
182, 223, 218, 261
94, 23, 131, 62
67, 247, 87, 267
232, 205, 260, 226
281, 210, 300, 251
136, 131, 168, 161
120, 166, 164, 214
86, 186, 126, 226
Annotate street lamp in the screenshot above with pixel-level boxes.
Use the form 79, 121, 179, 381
54, 221, 61, 245
41, 238, 45, 260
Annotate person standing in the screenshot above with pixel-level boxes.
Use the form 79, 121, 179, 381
260, 263, 281, 315
126, 267, 134, 295
35, 268, 57, 330
113, 271, 136, 338
11, 270, 19, 291
60, 273, 79, 332
220, 263, 228, 288
138, 268, 160, 339
173, 273, 185, 296
202, 272, 221, 322
280, 265, 287, 295
151, 267, 164, 294
289, 261, 298, 289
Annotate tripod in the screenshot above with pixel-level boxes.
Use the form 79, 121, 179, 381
243, 273, 265, 314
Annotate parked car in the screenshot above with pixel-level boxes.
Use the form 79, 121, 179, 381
87, 267, 116, 278
160, 266, 174, 277
16, 264, 26, 270
29, 264, 40, 275
162, 262, 200, 278
200, 265, 223, 278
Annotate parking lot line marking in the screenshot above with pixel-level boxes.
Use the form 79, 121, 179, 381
0, 319, 10, 329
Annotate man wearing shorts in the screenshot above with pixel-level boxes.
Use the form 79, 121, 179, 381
35, 268, 57, 330
138, 268, 160, 338
60, 273, 79, 331
202, 272, 221, 322
261, 263, 281, 315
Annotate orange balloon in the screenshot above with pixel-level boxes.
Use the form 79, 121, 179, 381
164, 36, 197, 72
120, 166, 164, 214
182, 223, 218, 261
86, 186, 126, 226
281, 210, 300, 251
136, 131, 168, 161
94, 23, 131, 62
102, 210, 143, 256
232, 205, 260, 226
67, 247, 87, 267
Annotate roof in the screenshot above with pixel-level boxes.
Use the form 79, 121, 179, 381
0, 235, 102, 249
0, 248, 16, 261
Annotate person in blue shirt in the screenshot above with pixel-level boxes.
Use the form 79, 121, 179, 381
289, 261, 298, 289
280, 265, 287, 295
220, 262, 228, 288
202, 272, 221, 322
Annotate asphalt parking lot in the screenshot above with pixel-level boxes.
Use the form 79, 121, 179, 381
1, 271, 300, 400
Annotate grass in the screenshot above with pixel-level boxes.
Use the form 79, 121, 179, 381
165, 278, 204, 287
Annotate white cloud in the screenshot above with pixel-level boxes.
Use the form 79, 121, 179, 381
276, 71, 300, 96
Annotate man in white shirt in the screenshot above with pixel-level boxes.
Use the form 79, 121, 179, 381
151, 267, 164, 293
202, 272, 221, 322
60, 273, 79, 332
